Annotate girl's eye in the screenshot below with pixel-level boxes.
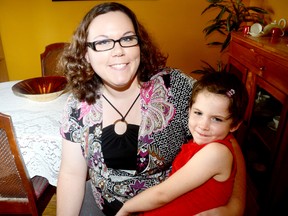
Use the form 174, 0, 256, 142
193, 111, 202, 116
211, 117, 223, 122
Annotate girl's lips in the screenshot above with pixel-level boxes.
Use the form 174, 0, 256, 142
195, 130, 209, 137
193, 131, 211, 144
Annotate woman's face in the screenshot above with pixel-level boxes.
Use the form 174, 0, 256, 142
188, 90, 239, 144
85, 11, 140, 91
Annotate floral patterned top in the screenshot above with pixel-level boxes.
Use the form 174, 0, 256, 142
60, 68, 195, 215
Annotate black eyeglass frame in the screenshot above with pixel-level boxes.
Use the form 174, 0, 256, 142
86, 35, 139, 52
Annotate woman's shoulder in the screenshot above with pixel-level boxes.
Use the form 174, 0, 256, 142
150, 67, 196, 87
65, 93, 81, 108
151, 67, 193, 78
64, 93, 95, 112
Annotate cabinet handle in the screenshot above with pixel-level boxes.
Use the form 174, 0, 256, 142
259, 66, 265, 71
258, 66, 265, 76
250, 48, 255, 52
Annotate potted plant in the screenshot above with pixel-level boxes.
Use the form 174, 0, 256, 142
202, 0, 268, 52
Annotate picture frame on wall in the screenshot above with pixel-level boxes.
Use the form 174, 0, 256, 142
52, 0, 102, 1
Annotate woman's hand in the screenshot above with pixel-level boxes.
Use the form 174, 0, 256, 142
194, 205, 237, 216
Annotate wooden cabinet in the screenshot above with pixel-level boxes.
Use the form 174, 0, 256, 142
228, 32, 288, 215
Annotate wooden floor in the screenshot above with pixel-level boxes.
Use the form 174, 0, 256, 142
43, 193, 56, 216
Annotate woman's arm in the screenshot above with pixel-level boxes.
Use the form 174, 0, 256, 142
57, 138, 88, 216
116, 143, 233, 216
195, 137, 246, 216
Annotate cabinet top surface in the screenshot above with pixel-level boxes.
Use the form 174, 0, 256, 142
231, 32, 288, 59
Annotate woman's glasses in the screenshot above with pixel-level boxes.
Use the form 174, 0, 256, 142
87, 35, 139, 52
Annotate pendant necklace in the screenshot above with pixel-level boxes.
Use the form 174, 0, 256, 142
102, 93, 140, 135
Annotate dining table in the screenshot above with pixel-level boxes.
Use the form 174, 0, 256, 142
0, 80, 69, 186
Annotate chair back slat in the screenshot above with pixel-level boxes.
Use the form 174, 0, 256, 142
40, 42, 69, 77
0, 128, 28, 199
0, 112, 55, 215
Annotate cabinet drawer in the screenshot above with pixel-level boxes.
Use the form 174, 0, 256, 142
230, 41, 288, 94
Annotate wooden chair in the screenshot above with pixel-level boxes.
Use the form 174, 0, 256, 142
40, 42, 69, 77
0, 112, 56, 215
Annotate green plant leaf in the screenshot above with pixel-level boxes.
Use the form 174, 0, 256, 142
201, 4, 218, 15
220, 32, 231, 52
207, 41, 223, 46
203, 23, 225, 36
247, 7, 268, 14
227, 14, 232, 32
207, 0, 224, 4
191, 59, 228, 74
215, 6, 227, 22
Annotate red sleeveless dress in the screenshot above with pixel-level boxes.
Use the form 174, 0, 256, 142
142, 134, 237, 216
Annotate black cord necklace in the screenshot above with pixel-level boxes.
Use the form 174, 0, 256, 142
102, 93, 140, 135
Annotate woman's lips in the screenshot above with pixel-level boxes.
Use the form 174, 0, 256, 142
110, 63, 128, 70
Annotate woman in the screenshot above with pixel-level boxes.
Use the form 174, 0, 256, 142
57, 2, 246, 216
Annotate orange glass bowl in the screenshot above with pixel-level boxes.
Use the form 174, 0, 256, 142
12, 76, 67, 102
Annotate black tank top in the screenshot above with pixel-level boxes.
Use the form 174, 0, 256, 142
101, 124, 139, 170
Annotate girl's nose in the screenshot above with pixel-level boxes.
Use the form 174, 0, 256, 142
198, 117, 209, 130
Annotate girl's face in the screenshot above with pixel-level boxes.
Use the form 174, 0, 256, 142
189, 90, 239, 144
85, 11, 140, 90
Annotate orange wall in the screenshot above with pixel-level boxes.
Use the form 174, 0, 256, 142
0, 0, 287, 81
251, 0, 288, 22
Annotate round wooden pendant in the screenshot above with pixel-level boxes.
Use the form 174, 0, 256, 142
114, 119, 128, 135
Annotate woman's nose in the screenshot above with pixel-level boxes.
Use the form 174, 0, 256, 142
112, 42, 124, 56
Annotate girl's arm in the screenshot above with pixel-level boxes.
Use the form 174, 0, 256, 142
116, 143, 233, 216
195, 137, 246, 216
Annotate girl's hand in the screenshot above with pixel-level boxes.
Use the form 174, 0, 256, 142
115, 208, 130, 216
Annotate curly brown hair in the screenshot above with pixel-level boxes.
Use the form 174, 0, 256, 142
61, 2, 168, 104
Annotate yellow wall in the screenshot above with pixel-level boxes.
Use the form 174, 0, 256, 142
250, 0, 288, 22
0, 0, 287, 81
0, 0, 213, 80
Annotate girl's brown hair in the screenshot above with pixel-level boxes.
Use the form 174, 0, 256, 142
190, 72, 249, 127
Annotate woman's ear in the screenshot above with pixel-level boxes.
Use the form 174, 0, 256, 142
85, 51, 90, 63
230, 121, 242, 133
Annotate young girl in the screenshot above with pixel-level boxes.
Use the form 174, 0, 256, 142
116, 72, 249, 216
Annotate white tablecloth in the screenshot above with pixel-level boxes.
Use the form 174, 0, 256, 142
0, 80, 69, 186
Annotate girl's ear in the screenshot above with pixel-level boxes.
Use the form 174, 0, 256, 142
230, 121, 242, 133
